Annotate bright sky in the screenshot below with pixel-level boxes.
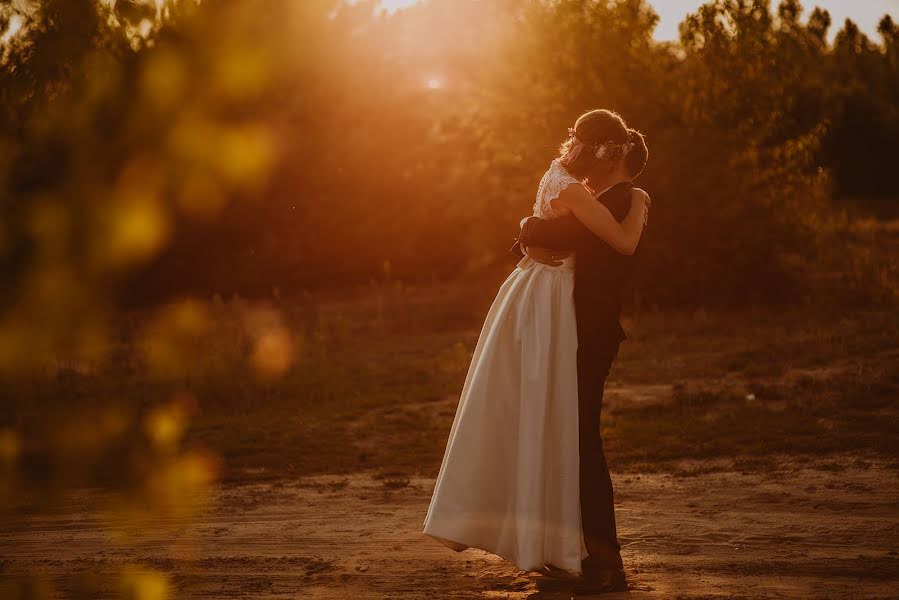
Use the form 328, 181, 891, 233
373, 0, 898, 42
651, 0, 899, 41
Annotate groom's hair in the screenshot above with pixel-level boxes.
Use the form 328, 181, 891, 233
624, 128, 648, 179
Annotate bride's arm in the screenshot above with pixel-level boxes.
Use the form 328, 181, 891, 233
553, 185, 647, 255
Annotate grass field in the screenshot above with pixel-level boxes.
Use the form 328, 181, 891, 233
179, 279, 899, 484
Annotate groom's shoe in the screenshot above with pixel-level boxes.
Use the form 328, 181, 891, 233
534, 566, 581, 592
535, 575, 576, 593
572, 569, 628, 595
540, 565, 580, 580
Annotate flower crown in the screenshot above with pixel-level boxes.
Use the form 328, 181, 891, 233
562, 127, 635, 165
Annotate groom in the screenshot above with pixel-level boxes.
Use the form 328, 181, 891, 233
512, 138, 648, 594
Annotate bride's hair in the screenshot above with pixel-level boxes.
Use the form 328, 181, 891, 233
624, 128, 649, 179
559, 109, 630, 179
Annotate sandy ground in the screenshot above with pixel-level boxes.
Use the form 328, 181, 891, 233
2, 458, 898, 600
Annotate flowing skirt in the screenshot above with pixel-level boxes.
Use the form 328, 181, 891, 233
423, 256, 585, 573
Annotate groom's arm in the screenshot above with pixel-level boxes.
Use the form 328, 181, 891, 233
519, 215, 591, 251
509, 238, 526, 258
521, 185, 633, 251
509, 217, 529, 258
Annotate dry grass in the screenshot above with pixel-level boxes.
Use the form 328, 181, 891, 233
4, 224, 898, 486
177, 281, 899, 482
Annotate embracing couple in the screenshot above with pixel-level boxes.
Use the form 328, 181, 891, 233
423, 109, 650, 595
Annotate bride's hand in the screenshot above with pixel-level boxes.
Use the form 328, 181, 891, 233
526, 245, 571, 267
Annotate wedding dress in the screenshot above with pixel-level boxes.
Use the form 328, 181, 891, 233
423, 159, 585, 573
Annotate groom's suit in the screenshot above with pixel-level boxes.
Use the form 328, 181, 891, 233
512, 181, 638, 573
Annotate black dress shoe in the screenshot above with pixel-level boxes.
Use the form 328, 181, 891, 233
541, 565, 581, 580
572, 569, 628, 595
535, 573, 581, 592
535, 576, 572, 592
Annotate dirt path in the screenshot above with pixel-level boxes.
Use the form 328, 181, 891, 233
3, 458, 897, 599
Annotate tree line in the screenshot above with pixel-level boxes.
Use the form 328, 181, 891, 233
1, 0, 897, 312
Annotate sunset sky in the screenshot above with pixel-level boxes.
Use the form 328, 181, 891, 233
374, 0, 899, 42
650, 0, 899, 41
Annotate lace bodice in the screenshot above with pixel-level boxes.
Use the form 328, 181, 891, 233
533, 159, 582, 219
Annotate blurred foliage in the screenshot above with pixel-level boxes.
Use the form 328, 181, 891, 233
0, 0, 897, 596
0, 0, 289, 596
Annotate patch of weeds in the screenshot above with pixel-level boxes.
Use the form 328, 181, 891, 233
733, 456, 778, 472
297, 478, 351, 494
380, 477, 411, 490
373, 469, 409, 480
672, 462, 724, 477
815, 460, 849, 473
304, 557, 335, 578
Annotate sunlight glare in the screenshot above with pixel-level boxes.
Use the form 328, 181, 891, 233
348, 0, 422, 15
426, 78, 442, 90
377, 0, 421, 13
1, 15, 23, 45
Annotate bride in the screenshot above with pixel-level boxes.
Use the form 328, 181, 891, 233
422, 109, 649, 575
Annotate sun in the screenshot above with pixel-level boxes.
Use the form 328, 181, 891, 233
378, 0, 422, 13
344, 0, 424, 15
346, 0, 422, 15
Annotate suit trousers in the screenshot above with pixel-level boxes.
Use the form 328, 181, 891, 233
577, 336, 623, 573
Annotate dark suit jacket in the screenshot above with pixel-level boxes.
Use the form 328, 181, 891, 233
512, 181, 638, 347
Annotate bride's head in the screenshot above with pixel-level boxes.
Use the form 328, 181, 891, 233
559, 109, 633, 181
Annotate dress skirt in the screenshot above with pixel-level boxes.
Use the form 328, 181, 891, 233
423, 255, 585, 573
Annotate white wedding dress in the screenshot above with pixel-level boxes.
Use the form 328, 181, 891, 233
423, 160, 586, 574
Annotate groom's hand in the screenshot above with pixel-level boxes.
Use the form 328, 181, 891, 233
526, 245, 570, 267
